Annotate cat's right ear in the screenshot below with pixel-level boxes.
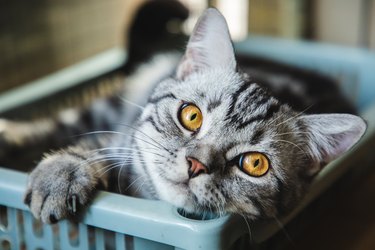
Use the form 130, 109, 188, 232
176, 8, 236, 80
299, 113, 367, 175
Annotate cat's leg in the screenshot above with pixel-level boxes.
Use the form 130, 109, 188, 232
0, 97, 123, 170
23, 137, 115, 224
0, 117, 66, 170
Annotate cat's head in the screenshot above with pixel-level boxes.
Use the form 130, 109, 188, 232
132, 9, 366, 219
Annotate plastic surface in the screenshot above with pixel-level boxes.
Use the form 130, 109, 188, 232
235, 36, 375, 109
1, 36, 375, 249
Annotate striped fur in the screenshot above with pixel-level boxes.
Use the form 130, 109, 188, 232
0, 8, 366, 223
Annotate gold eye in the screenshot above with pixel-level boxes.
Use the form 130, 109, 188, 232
178, 103, 203, 132
239, 152, 269, 177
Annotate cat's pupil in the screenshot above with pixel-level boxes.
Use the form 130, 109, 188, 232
254, 159, 260, 167
190, 113, 197, 121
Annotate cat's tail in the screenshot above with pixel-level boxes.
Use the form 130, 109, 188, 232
123, 0, 189, 74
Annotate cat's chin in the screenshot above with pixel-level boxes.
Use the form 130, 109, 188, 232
161, 176, 215, 214
153, 176, 194, 209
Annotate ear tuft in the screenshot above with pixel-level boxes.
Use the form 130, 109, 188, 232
176, 8, 236, 80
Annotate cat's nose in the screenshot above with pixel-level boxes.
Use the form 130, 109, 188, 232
187, 157, 208, 179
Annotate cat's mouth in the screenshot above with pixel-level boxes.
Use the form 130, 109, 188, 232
164, 176, 189, 188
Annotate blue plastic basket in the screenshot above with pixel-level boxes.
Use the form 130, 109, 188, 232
1, 37, 375, 250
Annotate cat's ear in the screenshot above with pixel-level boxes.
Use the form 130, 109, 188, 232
299, 114, 366, 173
176, 8, 236, 80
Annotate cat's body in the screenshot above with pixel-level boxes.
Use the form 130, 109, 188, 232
0, 8, 366, 224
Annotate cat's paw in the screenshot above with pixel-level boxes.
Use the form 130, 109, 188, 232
24, 153, 98, 224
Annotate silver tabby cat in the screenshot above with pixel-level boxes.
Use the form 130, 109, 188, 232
19, 9, 366, 224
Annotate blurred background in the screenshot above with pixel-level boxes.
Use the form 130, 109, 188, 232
1, 0, 374, 93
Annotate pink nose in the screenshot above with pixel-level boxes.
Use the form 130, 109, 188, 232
187, 157, 208, 179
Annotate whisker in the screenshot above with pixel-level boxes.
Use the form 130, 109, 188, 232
240, 213, 253, 246
274, 131, 310, 137
131, 134, 165, 152
117, 154, 132, 194
116, 123, 172, 154
124, 175, 146, 192
270, 139, 308, 155
273, 104, 314, 128
98, 162, 124, 177
273, 216, 297, 249
88, 146, 167, 159
119, 96, 145, 110
70, 130, 128, 139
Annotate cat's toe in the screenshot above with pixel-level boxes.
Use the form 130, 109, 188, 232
38, 193, 70, 224
24, 153, 100, 223
26, 187, 84, 224
23, 190, 32, 206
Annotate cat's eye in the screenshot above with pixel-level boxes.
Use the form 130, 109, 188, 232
178, 103, 203, 132
239, 152, 269, 177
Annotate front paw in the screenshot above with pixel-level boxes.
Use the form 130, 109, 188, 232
24, 153, 98, 224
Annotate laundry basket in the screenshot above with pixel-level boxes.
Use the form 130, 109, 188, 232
1, 37, 375, 250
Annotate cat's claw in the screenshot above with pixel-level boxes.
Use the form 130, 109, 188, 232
68, 194, 78, 214
24, 154, 97, 224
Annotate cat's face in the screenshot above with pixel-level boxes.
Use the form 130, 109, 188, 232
134, 68, 310, 219
130, 9, 366, 219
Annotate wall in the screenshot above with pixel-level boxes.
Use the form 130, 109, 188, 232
313, 0, 375, 50
0, 0, 144, 93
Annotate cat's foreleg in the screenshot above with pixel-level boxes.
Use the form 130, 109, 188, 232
0, 109, 92, 170
23, 137, 115, 224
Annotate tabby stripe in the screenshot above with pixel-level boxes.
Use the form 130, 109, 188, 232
148, 93, 177, 104
237, 103, 281, 129
165, 112, 184, 137
226, 81, 257, 118
66, 151, 87, 161
154, 107, 166, 133
80, 110, 95, 130
207, 100, 222, 112
250, 129, 264, 145
144, 116, 163, 134
251, 95, 271, 107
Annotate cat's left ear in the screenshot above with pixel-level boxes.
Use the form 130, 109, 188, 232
176, 8, 236, 80
299, 113, 366, 174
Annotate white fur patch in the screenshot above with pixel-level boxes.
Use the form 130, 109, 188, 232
59, 109, 79, 125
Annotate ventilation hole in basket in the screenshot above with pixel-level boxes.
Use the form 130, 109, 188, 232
104, 230, 116, 249
125, 235, 134, 250
32, 218, 43, 237
1, 239, 11, 250
87, 226, 95, 246
68, 221, 80, 246
177, 208, 220, 220
0, 206, 8, 229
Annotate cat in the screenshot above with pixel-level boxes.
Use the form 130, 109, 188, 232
0, 8, 366, 224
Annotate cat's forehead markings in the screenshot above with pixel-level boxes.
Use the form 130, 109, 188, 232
207, 99, 222, 113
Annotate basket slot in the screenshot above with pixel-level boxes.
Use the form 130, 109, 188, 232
0, 206, 8, 230
59, 221, 89, 249
23, 211, 54, 250
0, 207, 22, 250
